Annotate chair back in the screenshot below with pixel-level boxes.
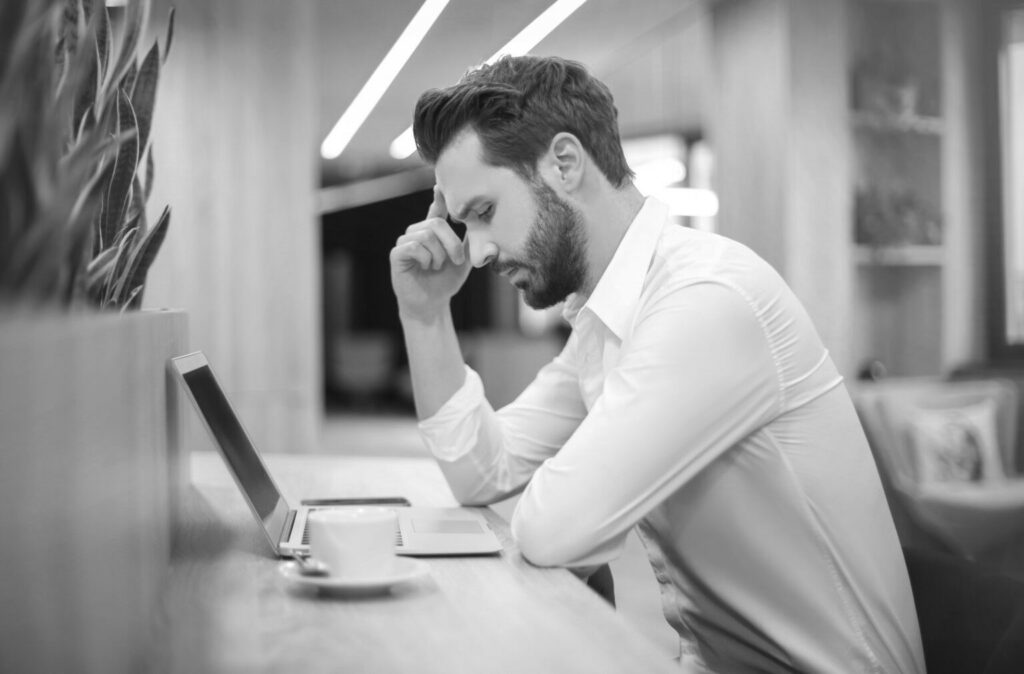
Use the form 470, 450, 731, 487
853, 378, 1018, 489
852, 378, 1023, 556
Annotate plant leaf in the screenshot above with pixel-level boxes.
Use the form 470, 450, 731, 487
163, 6, 175, 63
0, 0, 171, 311
85, 244, 118, 288
0, 98, 41, 250
6, 220, 64, 302
55, 0, 85, 101
121, 284, 144, 313
103, 223, 138, 306
71, 6, 101, 137
131, 42, 160, 156
0, 0, 35, 72
102, 0, 149, 100
62, 155, 110, 301
144, 146, 154, 199
89, 4, 111, 118
93, 159, 113, 252
97, 5, 110, 79
81, 0, 96, 23
129, 174, 147, 233
87, 244, 117, 274
101, 88, 139, 249
122, 60, 138, 97
119, 204, 169, 308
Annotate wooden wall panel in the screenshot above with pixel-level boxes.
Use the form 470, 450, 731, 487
599, 4, 712, 137
710, 0, 789, 271
786, 0, 854, 378
711, 0, 854, 375
941, 1, 985, 369
145, 0, 321, 453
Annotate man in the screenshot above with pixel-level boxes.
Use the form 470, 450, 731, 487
389, 55, 925, 673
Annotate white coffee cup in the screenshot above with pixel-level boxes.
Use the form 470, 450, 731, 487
307, 507, 397, 578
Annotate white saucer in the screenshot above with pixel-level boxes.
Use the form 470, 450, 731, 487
279, 557, 429, 595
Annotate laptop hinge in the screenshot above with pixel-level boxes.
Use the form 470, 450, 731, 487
280, 509, 297, 546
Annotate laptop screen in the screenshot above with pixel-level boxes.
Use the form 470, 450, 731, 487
177, 355, 290, 548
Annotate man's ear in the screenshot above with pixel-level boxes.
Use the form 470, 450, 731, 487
543, 132, 585, 192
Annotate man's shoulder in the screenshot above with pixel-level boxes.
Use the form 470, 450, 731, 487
648, 225, 779, 293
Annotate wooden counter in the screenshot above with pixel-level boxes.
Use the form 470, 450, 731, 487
152, 451, 682, 673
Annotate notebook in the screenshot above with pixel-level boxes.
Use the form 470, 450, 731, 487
170, 351, 503, 557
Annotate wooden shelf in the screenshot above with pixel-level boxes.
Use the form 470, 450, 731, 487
854, 244, 944, 266
851, 110, 944, 136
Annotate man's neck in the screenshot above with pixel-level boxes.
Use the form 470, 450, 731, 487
577, 182, 646, 298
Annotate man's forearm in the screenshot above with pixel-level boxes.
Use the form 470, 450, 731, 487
401, 308, 467, 420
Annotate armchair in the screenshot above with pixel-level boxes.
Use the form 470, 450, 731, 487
853, 378, 1024, 559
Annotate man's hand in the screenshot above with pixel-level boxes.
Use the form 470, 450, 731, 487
390, 186, 471, 324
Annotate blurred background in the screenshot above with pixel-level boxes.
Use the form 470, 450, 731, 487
142, 0, 1021, 450
137, 0, 1023, 653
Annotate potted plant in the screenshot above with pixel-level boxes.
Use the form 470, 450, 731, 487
0, 2, 186, 671
1, 0, 174, 309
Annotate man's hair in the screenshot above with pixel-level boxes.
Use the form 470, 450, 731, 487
413, 56, 634, 187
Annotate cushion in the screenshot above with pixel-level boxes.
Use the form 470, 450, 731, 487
907, 401, 1005, 485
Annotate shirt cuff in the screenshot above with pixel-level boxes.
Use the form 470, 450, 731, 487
417, 365, 485, 461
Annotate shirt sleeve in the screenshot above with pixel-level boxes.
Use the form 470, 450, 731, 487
417, 331, 589, 506
511, 281, 783, 568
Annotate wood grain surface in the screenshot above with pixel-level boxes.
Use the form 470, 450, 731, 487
152, 452, 683, 674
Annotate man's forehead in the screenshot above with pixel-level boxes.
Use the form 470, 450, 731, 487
436, 128, 482, 170
435, 130, 482, 180
434, 131, 492, 218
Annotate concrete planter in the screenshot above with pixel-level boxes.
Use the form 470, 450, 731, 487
0, 309, 189, 674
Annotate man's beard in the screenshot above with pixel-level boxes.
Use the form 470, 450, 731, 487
495, 180, 588, 309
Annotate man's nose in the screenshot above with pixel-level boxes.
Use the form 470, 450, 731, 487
466, 232, 498, 268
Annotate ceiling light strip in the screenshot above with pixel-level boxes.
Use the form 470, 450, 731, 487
321, 0, 450, 160
389, 0, 587, 159
485, 0, 587, 63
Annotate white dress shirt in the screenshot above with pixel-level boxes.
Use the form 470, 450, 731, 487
419, 198, 925, 673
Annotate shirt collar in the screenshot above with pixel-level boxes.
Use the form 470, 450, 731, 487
562, 197, 669, 339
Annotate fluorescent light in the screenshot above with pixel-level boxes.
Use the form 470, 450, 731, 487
322, 0, 449, 160
633, 158, 687, 193
653, 188, 720, 217
389, 0, 588, 159
484, 0, 587, 63
389, 127, 417, 160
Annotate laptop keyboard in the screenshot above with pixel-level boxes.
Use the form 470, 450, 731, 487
301, 508, 403, 547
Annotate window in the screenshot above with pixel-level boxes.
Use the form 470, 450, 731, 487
1000, 9, 1024, 344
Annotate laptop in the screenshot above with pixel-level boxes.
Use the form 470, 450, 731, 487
171, 351, 503, 557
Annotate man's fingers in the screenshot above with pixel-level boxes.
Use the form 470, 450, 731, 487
426, 219, 465, 265
426, 185, 448, 221
391, 241, 434, 270
398, 222, 465, 266
395, 234, 443, 269
395, 194, 466, 271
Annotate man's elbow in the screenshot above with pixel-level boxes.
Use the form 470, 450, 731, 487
451, 490, 494, 507
436, 461, 520, 507
512, 515, 582, 568
447, 480, 510, 507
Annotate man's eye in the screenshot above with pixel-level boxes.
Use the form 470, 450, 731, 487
479, 205, 494, 221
